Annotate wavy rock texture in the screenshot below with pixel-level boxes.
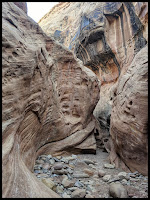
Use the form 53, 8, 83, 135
2, 2, 100, 198
110, 45, 148, 175
39, 2, 148, 133
39, 2, 148, 174
13, 2, 27, 14
39, 2, 148, 83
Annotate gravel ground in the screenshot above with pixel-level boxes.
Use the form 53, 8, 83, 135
33, 148, 148, 198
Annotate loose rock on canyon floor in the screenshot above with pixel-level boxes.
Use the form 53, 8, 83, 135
33, 149, 148, 198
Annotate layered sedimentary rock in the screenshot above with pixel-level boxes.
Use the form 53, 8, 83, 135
39, 2, 148, 133
110, 45, 148, 175
39, 2, 148, 174
2, 2, 100, 198
14, 2, 27, 13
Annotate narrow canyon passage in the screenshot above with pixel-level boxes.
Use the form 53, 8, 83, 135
2, 2, 148, 198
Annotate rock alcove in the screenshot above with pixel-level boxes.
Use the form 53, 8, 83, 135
2, 2, 148, 198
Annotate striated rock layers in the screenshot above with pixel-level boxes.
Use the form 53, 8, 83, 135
2, 2, 100, 198
39, 2, 148, 133
14, 2, 27, 14
39, 2, 148, 175
110, 45, 148, 175
39, 2, 148, 83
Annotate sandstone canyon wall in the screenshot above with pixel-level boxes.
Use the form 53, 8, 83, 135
39, 2, 148, 175
110, 45, 148, 175
2, 2, 100, 198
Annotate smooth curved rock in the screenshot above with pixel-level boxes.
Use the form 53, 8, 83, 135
109, 182, 128, 198
2, 2, 100, 198
110, 45, 148, 175
39, 2, 148, 147
39, 2, 148, 175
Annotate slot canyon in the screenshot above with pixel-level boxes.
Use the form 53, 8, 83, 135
2, 2, 148, 198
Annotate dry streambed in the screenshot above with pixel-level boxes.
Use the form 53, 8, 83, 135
33, 149, 148, 198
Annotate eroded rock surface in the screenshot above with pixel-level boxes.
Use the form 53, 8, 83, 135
39, 2, 148, 134
39, 2, 148, 84
39, 2, 148, 175
2, 2, 100, 198
110, 45, 148, 175
14, 2, 27, 13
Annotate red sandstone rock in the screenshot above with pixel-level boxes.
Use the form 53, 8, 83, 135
38, 2, 148, 175
2, 2, 100, 198
110, 45, 148, 175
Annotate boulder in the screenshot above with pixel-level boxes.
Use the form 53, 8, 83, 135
109, 182, 128, 198
71, 188, 86, 198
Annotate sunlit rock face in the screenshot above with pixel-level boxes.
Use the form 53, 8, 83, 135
39, 2, 148, 84
39, 2, 148, 175
39, 2, 148, 133
2, 2, 100, 198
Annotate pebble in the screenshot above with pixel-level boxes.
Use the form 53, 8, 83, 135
42, 178, 56, 190
47, 155, 52, 159
104, 163, 115, 169
36, 160, 44, 164
109, 182, 128, 198
62, 178, 75, 188
61, 158, 69, 164
88, 164, 96, 169
74, 180, 84, 187
56, 185, 64, 193
68, 164, 74, 169
71, 188, 86, 198
98, 169, 106, 177
62, 192, 71, 198
118, 172, 127, 179
49, 159, 55, 165
56, 156, 62, 159
102, 175, 112, 182
42, 163, 51, 170
85, 193, 95, 198
73, 173, 90, 178
68, 187, 78, 192
34, 169, 43, 174
52, 169, 67, 175
83, 159, 95, 165
37, 174, 49, 178
67, 173, 73, 179
67, 156, 76, 161
93, 175, 99, 180
130, 178, 139, 182
66, 189, 72, 195
53, 163, 63, 170
34, 164, 43, 170
86, 185, 94, 192
121, 179, 128, 185
108, 176, 120, 183
83, 168, 94, 176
